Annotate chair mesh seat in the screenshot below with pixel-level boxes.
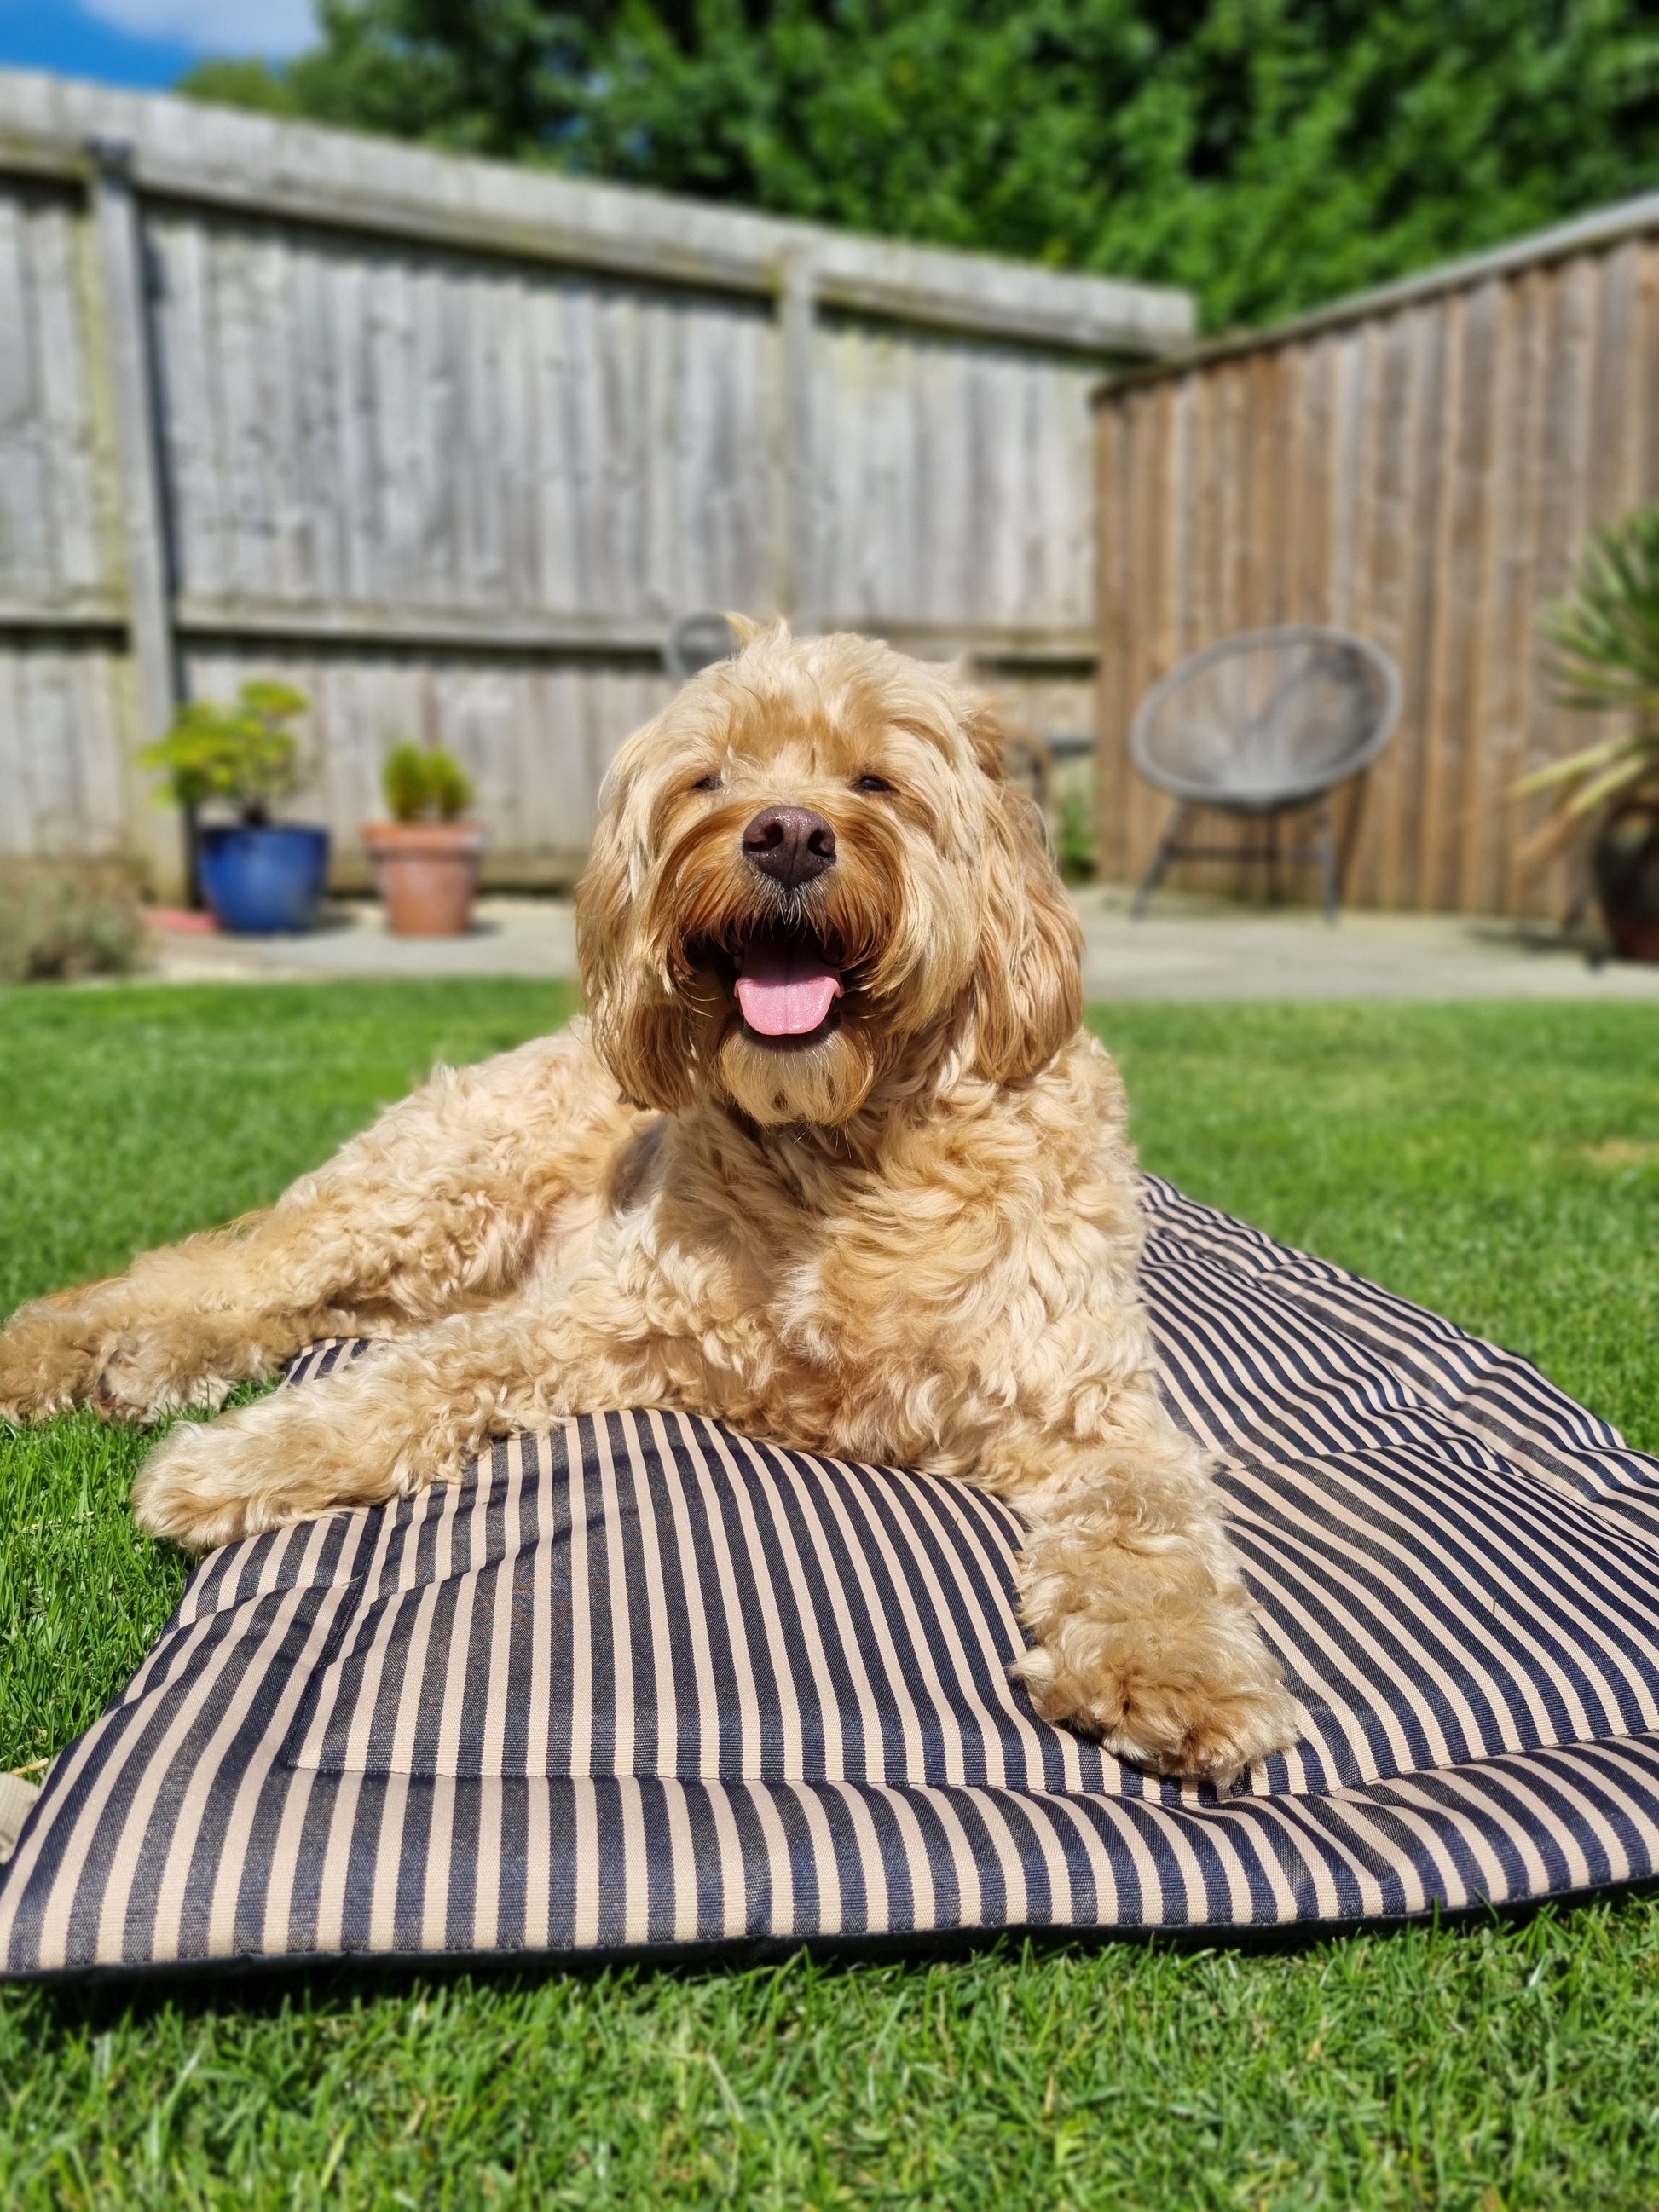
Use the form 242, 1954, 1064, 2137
1131, 628, 1401, 809
4, 1177, 1658, 1978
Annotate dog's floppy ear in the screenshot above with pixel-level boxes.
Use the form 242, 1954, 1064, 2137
576, 763, 697, 1114
969, 713, 1084, 1085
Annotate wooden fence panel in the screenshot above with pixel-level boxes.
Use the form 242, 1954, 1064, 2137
1097, 218, 1659, 916
811, 317, 1099, 638
0, 171, 133, 860
0, 68, 1191, 895
0, 180, 115, 615
0, 641, 130, 856
150, 213, 783, 627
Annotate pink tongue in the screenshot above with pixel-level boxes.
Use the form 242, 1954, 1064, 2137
736, 944, 844, 1037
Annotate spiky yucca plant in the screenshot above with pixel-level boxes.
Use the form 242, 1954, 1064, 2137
1517, 504, 1659, 857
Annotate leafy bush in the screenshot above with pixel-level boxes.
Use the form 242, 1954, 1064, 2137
140, 684, 310, 827
0, 860, 145, 983
1055, 780, 1097, 886
182, 1, 1659, 332
381, 742, 475, 823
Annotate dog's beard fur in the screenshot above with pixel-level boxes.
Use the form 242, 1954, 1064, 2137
650, 800, 971, 1128
578, 627, 1079, 1131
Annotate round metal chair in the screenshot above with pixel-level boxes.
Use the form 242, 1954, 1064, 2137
663, 611, 741, 682
1129, 626, 1402, 921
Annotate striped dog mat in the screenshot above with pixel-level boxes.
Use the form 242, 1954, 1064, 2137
5, 1175, 1659, 1977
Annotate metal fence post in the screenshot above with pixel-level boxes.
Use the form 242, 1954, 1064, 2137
90, 136, 184, 902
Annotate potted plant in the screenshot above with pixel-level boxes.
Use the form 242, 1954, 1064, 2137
141, 682, 328, 933
1517, 503, 1659, 962
363, 743, 487, 936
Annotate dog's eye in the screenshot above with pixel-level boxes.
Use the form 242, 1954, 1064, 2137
853, 774, 894, 794
691, 772, 723, 793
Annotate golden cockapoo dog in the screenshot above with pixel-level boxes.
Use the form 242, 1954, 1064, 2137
0, 627, 1297, 1782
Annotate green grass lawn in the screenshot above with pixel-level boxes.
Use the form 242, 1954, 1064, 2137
2, 983, 1657, 2209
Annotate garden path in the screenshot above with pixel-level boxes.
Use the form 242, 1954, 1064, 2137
143, 888, 1659, 999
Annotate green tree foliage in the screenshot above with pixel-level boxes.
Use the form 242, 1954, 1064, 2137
184, 2, 1659, 330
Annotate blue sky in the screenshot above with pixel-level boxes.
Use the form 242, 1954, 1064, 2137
0, 0, 315, 90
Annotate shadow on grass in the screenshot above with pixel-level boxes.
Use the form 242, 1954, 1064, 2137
15, 1880, 1659, 2042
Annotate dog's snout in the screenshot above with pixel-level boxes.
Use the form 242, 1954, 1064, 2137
743, 806, 837, 888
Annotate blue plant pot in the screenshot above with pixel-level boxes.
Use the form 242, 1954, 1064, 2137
198, 823, 330, 934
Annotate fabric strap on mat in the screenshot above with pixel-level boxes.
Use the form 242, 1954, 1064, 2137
3, 1175, 1658, 1975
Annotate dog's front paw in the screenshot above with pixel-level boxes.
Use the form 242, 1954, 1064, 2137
130, 1380, 420, 1553
1013, 1613, 1299, 1786
130, 1415, 279, 1551
94, 1317, 250, 1424
0, 1306, 109, 1424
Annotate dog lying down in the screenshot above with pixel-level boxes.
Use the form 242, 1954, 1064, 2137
0, 625, 1298, 1783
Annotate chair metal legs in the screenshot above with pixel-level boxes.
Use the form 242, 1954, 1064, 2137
1315, 796, 1339, 925
1130, 796, 1344, 921
1130, 802, 1188, 918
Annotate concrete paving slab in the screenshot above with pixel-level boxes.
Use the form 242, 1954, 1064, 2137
142, 888, 1659, 1000
1072, 889, 1659, 1001
148, 897, 580, 984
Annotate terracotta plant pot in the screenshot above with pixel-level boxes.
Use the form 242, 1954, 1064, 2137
1593, 796, 1659, 963
362, 820, 488, 937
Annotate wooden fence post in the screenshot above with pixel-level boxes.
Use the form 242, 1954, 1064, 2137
778, 251, 818, 632
90, 136, 185, 902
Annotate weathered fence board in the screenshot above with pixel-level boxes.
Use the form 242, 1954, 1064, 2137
147, 217, 787, 623
812, 317, 1100, 640
1096, 197, 1659, 916
0, 180, 114, 614
0, 69, 1190, 895
0, 640, 129, 856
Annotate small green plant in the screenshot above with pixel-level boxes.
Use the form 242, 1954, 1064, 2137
381, 742, 430, 824
140, 682, 309, 827
1055, 779, 1097, 885
381, 742, 474, 823
1517, 503, 1659, 855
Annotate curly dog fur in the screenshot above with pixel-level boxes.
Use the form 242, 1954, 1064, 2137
0, 625, 1297, 1782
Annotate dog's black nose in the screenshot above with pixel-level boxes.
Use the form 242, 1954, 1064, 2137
743, 806, 837, 888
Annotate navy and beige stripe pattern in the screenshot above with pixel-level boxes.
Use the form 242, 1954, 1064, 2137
5, 1175, 1659, 1974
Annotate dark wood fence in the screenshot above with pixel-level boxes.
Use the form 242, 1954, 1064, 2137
1095, 194, 1659, 915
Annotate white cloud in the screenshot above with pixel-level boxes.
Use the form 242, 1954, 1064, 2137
82, 0, 319, 58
